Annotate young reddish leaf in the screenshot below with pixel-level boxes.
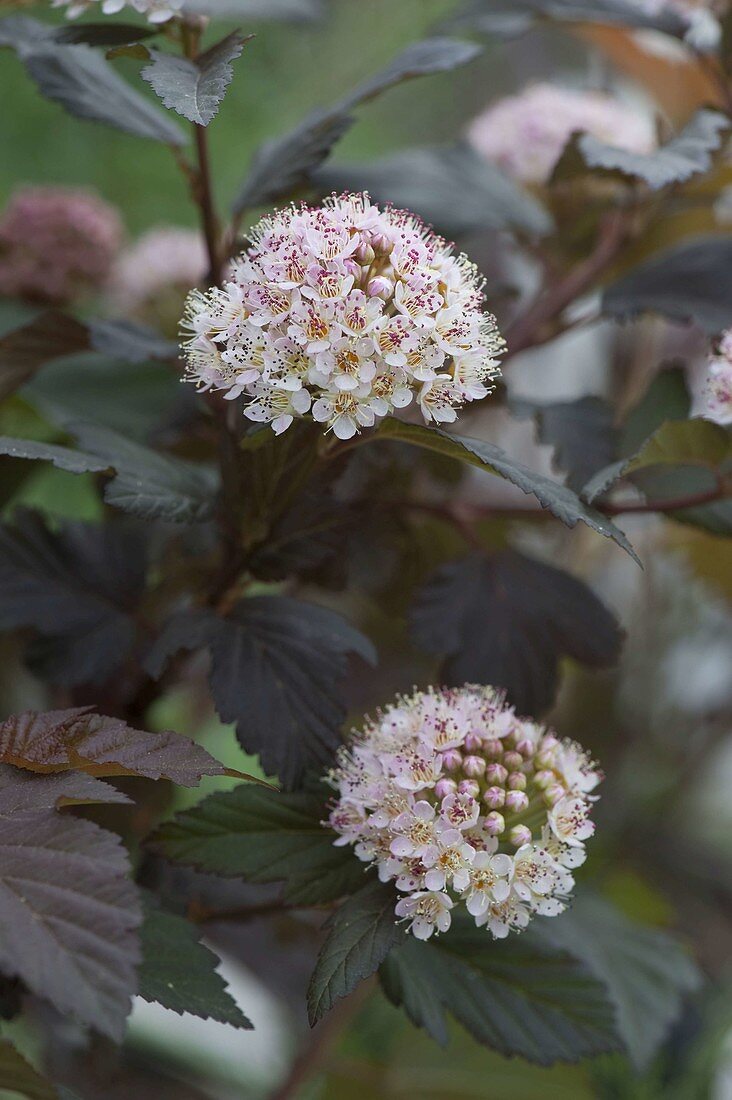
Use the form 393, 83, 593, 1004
0, 706, 226, 787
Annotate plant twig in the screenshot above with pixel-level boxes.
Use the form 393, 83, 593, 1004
269, 981, 375, 1100
504, 208, 630, 359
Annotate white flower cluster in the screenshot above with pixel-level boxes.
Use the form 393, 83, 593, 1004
328, 685, 601, 941
52, 0, 182, 23
703, 329, 732, 425
180, 194, 504, 439
468, 83, 655, 185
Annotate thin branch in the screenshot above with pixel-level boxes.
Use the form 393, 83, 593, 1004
504, 208, 630, 359
270, 981, 375, 1100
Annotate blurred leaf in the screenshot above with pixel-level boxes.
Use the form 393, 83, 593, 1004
233, 37, 482, 211
69, 422, 218, 523
2, 18, 186, 145
380, 917, 621, 1063
0, 1039, 56, 1100
308, 879, 402, 1025
620, 365, 690, 456
313, 143, 551, 238
448, 0, 689, 38
145, 598, 376, 789
373, 419, 639, 563
0, 311, 89, 402
554, 109, 729, 189
141, 31, 251, 126
0, 706, 227, 786
149, 784, 367, 904
411, 550, 622, 716
0, 774, 141, 1042
25, 355, 179, 441
138, 899, 252, 1028
512, 395, 618, 491
184, 0, 323, 18
0, 509, 146, 686
0, 436, 109, 475
0, 764, 130, 812
52, 22, 160, 47
534, 893, 701, 1069
603, 237, 732, 333
87, 319, 177, 363
623, 417, 730, 474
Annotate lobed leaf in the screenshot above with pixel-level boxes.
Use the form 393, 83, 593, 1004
0, 803, 141, 1041
373, 419, 639, 562
69, 422, 218, 523
554, 109, 730, 190
233, 37, 481, 212
447, 0, 690, 39
511, 395, 618, 492
0, 509, 147, 686
603, 237, 732, 333
379, 917, 621, 1064
0, 436, 109, 476
0, 764, 130, 813
145, 598, 376, 789
307, 879, 402, 1025
148, 784, 367, 905
138, 899, 252, 1028
0, 706, 226, 786
16, 33, 186, 145
411, 550, 623, 716
313, 143, 551, 238
141, 31, 251, 126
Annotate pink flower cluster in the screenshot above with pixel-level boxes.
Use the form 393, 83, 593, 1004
703, 330, 732, 425
180, 193, 504, 439
0, 186, 122, 306
468, 83, 656, 185
328, 685, 601, 941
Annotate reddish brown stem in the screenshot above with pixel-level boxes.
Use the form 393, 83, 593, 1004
504, 209, 629, 358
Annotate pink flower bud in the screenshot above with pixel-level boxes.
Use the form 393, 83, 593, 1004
483, 739, 503, 759
544, 784, 566, 806
435, 777, 457, 799
464, 732, 482, 753
505, 790, 529, 814
483, 786, 505, 809
343, 258, 361, 279
507, 771, 526, 791
440, 749, 463, 773
485, 762, 508, 785
541, 735, 559, 751
509, 825, 532, 847
503, 751, 523, 770
484, 811, 505, 835
462, 754, 486, 779
458, 779, 480, 798
354, 240, 375, 264
516, 738, 535, 758
535, 750, 556, 769
534, 769, 555, 789
367, 275, 394, 300
370, 232, 393, 255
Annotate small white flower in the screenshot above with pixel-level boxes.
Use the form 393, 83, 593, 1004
422, 828, 476, 892
549, 796, 595, 847
702, 331, 732, 425
244, 384, 311, 435
462, 849, 513, 915
394, 890, 454, 940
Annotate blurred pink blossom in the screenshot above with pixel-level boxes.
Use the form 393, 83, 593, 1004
0, 185, 123, 306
